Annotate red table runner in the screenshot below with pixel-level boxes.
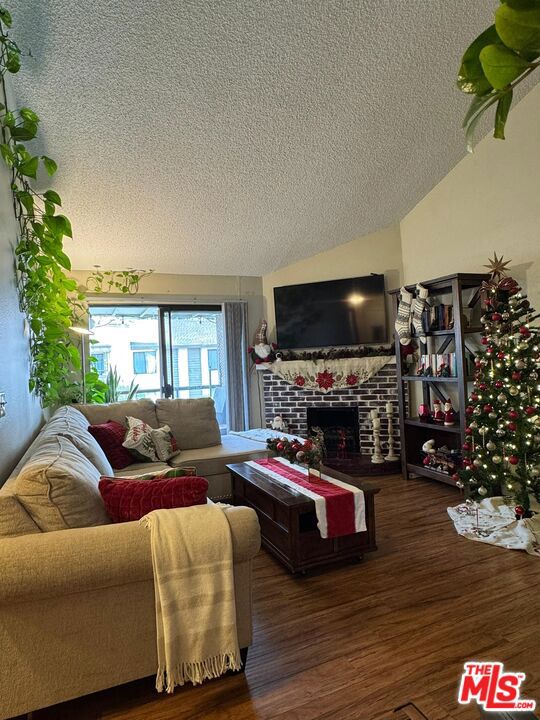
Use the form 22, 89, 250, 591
249, 457, 366, 539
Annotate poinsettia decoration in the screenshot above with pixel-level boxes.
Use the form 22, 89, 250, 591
267, 436, 324, 469
316, 370, 335, 390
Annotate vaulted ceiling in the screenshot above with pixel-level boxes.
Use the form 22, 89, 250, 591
11, 1, 494, 275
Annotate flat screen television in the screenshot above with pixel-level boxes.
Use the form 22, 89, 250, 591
274, 274, 387, 349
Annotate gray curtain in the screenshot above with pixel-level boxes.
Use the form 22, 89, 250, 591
223, 301, 249, 431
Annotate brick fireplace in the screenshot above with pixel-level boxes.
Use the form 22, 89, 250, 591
261, 361, 401, 456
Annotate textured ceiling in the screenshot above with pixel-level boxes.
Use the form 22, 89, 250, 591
10, 1, 496, 276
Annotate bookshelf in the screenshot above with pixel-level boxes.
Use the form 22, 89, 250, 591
389, 273, 490, 487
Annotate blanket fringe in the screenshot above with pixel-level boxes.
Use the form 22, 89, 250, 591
157, 650, 242, 693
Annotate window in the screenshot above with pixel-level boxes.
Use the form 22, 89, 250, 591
208, 348, 219, 371
91, 348, 110, 377
133, 350, 157, 375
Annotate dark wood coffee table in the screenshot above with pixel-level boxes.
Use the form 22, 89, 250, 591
228, 462, 380, 574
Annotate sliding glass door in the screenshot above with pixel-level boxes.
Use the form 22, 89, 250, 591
88, 305, 228, 431
160, 307, 227, 431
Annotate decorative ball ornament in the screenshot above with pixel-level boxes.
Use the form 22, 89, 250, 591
507, 422, 517, 432
466, 406, 474, 416
491, 312, 502, 322
525, 406, 536, 416
518, 342, 529, 351
508, 409, 519, 420
276, 442, 284, 451
515, 505, 525, 518
520, 326, 531, 338
478, 486, 488, 496
508, 455, 519, 465
473, 458, 483, 467
478, 383, 487, 391
295, 450, 305, 462
495, 380, 504, 389
473, 406, 482, 415
515, 359, 526, 370
492, 455, 502, 464
469, 421, 478, 429
462, 443, 471, 452
512, 371, 522, 382
509, 386, 519, 396
497, 394, 507, 403
502, 312, 510, 321
497, 351, 505, 361
478, 426, 488, 435
488, 412, 498, 420
486, 441, 496, 451
480, 336, 489, 346
483, 404, 493, 413
496, 428, 506, 437
471, 392, 479, 402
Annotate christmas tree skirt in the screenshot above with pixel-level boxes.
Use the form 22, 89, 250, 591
448, 497, 540, 556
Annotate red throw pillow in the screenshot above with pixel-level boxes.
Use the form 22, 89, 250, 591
88, 420, 133, 470
99, 475, 209, 522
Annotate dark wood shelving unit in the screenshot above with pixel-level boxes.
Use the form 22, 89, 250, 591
389, 273, 490, 487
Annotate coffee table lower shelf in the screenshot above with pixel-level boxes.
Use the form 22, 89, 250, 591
228, 463, 380, 574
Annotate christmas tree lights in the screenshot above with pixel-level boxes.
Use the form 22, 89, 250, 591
458, 270, 540, 513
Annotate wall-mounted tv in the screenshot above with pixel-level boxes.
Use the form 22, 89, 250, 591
274, 274, 387, 349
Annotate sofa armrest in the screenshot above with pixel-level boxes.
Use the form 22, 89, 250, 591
0, 505, 260, 605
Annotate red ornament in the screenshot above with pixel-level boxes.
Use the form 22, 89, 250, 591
462, 443, 471, 452
465, 426, 473, 435
475, 359, 483, 367
480, 336, 489, 345
495, 380, 504, 389
452, 473, 460, 482
303, 439, 313, 450
483, 404, 493, 413
497, 351, 505, 360
491, 312, 502, 322
423, 456, 431, 466
519, 325, 531, 338
512, 371, 522, 382
508, 455, 519, 466
508, 409, 519, 420
276, 442, 285, 451
486, 347, 494, 355
525, 406, 536, 416
515, 505, 525, 517
478, 383, 487, 391
507, 422, 517, 432
466, 406, 474, 416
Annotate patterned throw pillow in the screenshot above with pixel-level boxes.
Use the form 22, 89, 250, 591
88, 420, 134, 470
122, 417, 178, 462
150, 425, 178, 461
98, 473, 208, 522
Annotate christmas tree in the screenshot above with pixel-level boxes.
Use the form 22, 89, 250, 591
458, 259, 540, 514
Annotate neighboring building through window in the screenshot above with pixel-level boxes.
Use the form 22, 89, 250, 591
91, 347, 110, 377
132, 347, 158, 374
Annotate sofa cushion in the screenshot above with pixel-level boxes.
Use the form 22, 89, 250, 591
114, 461, 170, 477
156, 398, 221, 450
14, 436, 111, 532
88, 420, 134, 470
75, 399, 159, 428
99, 474, 208, 522
0, 495, 41, 538
44, 406, 115, 476
168, 433, 269, 477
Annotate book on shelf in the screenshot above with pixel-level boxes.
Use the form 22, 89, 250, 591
421, 303, 454, 332
415, 353, 456, 377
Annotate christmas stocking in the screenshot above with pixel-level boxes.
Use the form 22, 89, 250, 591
412, 284, 429, 343
395, 287, 413, 345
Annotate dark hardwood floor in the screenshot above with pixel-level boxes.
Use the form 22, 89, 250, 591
34, 475, 540, 720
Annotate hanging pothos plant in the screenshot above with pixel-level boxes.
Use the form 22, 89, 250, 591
0, 7, 152, 406
457, 0, 540, 151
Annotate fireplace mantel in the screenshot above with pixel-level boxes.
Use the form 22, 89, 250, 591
266, 356, 393, 393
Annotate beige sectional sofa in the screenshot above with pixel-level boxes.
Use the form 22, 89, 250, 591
0, 399, 265, 719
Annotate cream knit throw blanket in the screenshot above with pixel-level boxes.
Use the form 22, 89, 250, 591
140, 505, 241, 692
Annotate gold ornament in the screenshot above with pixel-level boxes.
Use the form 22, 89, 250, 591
484, 253, 511, 281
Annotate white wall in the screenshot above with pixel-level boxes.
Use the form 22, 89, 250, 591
262, 224, 403, 340
0, 165, 42, 484
400, 83, 540, 307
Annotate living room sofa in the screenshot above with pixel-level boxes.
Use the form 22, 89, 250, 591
0, 399, 265, 719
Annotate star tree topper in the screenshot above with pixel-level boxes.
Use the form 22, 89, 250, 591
483, 252, 512, 282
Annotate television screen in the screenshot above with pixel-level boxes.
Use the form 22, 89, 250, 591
274, 274, 387, 349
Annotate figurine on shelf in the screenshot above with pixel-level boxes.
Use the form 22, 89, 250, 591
418, 403, 431, 422
444, 398, 457, 426
422, 439, 436, 455
433, 399, 445, 424
416, 363, 425, 377
437, 362, 451, 378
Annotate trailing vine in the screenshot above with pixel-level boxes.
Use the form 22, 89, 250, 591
0, 8, 152, 406
0, 5, 84, 406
